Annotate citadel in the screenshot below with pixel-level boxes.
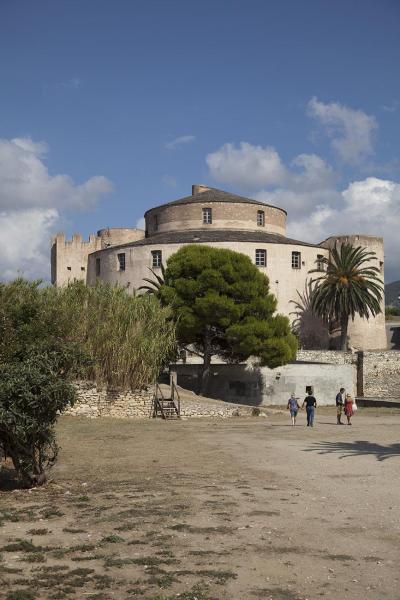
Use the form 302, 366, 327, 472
51, 184, 386, 351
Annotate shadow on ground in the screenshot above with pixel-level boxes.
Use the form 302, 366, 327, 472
304, 440, 400, 461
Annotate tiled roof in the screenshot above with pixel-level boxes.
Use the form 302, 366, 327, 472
101, 229, 322, 252
144, 187, 287, 215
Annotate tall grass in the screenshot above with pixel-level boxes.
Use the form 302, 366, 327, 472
45, 281, 177, 389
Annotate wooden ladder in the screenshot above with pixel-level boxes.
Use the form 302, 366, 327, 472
153, 378, 181, 419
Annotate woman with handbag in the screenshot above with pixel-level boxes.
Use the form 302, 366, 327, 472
344, 393, 354, 425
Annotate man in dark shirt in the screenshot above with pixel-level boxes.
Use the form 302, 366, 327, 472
335, 387, 345, 425
302, 392, 317, 427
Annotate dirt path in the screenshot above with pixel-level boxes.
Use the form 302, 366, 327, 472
0, 409, 399, 599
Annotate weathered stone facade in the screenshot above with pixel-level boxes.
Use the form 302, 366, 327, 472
51, 183, 387, 351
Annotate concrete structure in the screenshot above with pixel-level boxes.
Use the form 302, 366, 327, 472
51, 184, 386, 350
172, 361, 355, 406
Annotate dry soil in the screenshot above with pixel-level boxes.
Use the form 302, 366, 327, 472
0, 408, 399, 600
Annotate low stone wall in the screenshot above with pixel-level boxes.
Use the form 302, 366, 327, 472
65, 381, 154, 419
363, 351, 400, 398
296, 350, 357, 366
65, 381, 254, 419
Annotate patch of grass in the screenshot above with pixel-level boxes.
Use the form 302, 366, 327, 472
27, 528, 50, 536
114, 523, 137, 532
6, 591, 36, 600
21, 552, 46, 563
100, 534, 124, 544
2, 539, 40, 553
146, 583, 212, 600
104, 556, 136, 568
325, 553, 354, 561
147, 572, 178, 589
169, 524, 233, 534
76, 496, 89, 502
51, 543, 96, 558
177, 569, 237, 585
0, 565, 23, 574
62, 527, 87, 534
41, 508, 64, 519
93, 574, 115, 589
251, 587, 300, 599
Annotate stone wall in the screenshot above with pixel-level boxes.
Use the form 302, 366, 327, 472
363, 351, 400, 398
65, 382, 154, 419
297, 349, 400, 399
65, 381, 253, 419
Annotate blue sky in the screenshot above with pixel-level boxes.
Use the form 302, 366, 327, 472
0, 0, 399, 281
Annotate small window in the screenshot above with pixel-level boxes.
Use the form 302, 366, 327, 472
202, 207, 212, 224
306, 385, 314, 395
67, 266, 71, 271
257, 210, 265, 227
118, 253, 126, 271
152, 250, 162, 268
317, 254, 325, 270
81, 266, 85, 271
255, 249, 267, 267
154, 214, 158, 231
96, 257, 101, 276
380, 261, 384, 273
292, 251, 301, 269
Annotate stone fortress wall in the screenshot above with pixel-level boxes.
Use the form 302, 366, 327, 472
51, 183, 387, 351
51, 228, 144, 286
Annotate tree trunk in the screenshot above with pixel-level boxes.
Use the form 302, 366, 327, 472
340, 313, 349, 351
197, 332, 212, 396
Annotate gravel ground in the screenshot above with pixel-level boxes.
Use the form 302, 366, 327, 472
0, 408, 399, 599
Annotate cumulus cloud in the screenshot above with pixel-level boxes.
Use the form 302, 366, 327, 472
0, 138, 112, 211
206, 142, 286, 188
307, 97, 377, 164
206, 134, 400, 280
287, 176, 400, 281
206, 142, 285, 188
0, 137, 113, 281
0, 208, 59, 281
164, 135, 196, 150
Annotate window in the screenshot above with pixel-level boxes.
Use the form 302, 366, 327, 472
154, 214, 158, 231
380, 261, 384, 273
67, 266, 71, 271
96, 258, 101, 276
152, 250, 162, 268
255, 249, 267, 267
81, 266, 85, 271
202, 207, 212, 224
317, 254, 325, 270
257, 210, 265, 227
118, 253, 126, 271
292, 251, 301, 269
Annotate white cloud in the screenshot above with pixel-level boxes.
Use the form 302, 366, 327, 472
164, 135, 196, 150
206, 142, 286, 188
0, 137, 113, 281
287, 176, 400, 281
0, 208, 59, 281
0, 138, 112, 212
307, 97, 377, 164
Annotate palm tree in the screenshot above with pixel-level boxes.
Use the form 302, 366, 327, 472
310, 243, 383, 351
290, 279, 329, 349
138, 264, 167, 296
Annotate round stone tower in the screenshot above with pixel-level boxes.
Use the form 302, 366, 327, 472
322, 235, 386, 350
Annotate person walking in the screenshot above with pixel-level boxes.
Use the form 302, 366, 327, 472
302, 391, 317, 427
344, 393, 354, 425
287, 393, 301, 427
336, 387, 345, 425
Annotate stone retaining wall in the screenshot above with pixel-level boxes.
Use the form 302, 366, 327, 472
363, 351, 400, 398
65, 381, 252, 419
